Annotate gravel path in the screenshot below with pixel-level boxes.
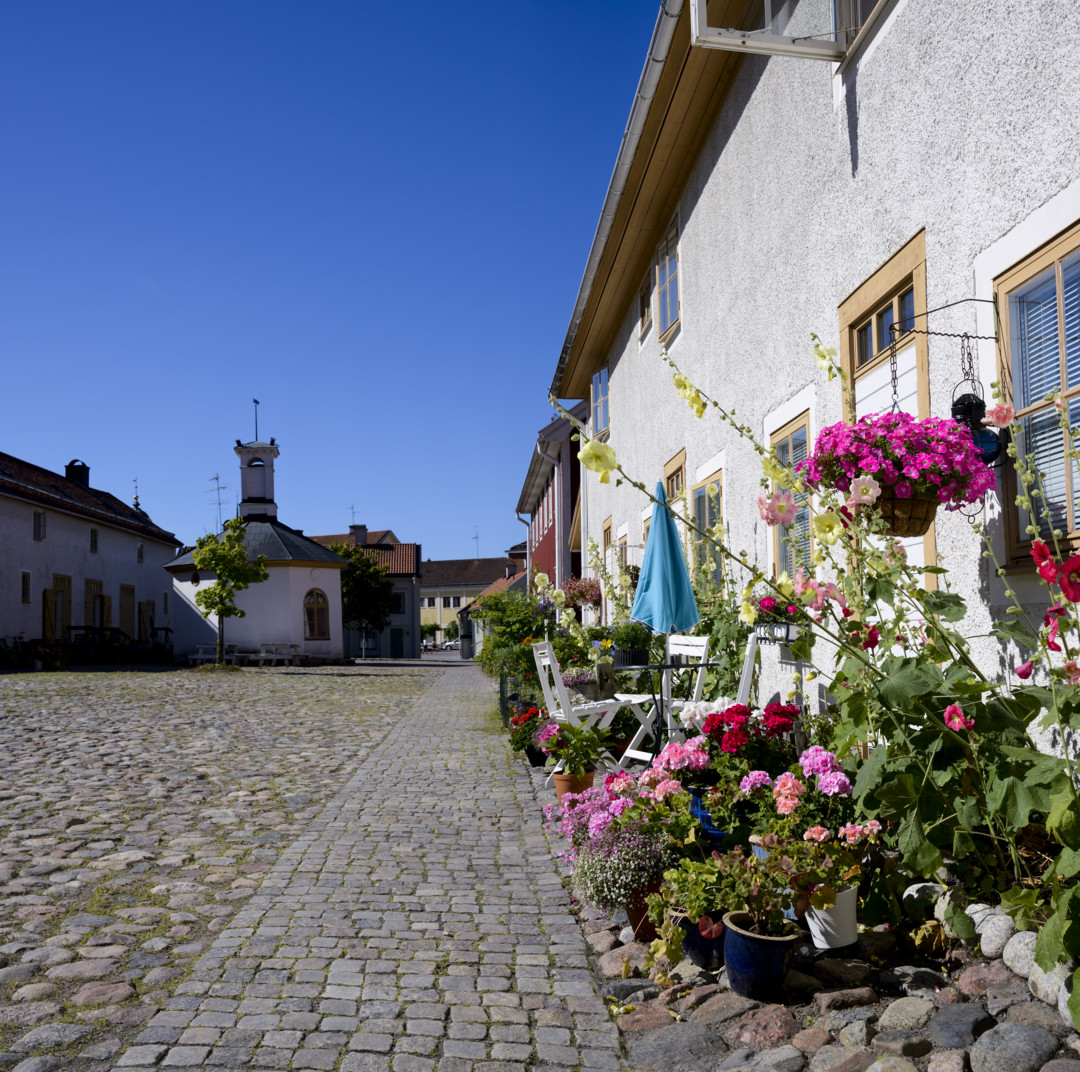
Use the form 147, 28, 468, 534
0, 664, 623, 1072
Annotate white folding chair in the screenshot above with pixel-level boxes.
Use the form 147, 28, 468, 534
613, 634, 710, 767
531, 642, 621, 780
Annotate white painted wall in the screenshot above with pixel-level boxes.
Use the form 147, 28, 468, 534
1, 495, 177, 644
579, 0, 1080, 708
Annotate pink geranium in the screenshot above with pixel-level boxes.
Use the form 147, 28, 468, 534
804, 825, 831, 843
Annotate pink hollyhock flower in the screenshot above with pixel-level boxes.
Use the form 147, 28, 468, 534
846, 474, 882, 508
804, 825, 831, 843
1047, 614, 1063, 653
772, 491, 798, 526
1016, 660, 1034, 680
943, 703, 974, 731
1060, 556, 1080, 603
793, 568, 812, 597
982, 403, 1014, 428
1066, 660, 1080, 686
739, 771, 774, 794
758, 490, 778, 524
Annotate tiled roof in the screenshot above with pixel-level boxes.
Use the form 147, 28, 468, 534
420, 557, 518, 588
310, 528, 395, 549
0, 451, 177, 544
166, 518, 346, 570
363, 543, 421, 577
465, 571, 528, 609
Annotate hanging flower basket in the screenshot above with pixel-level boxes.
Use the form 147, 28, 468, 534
876, 483, 938, 538
754, 622, 801, 644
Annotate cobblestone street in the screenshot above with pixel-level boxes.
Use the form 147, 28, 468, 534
0, 664, 622, 1072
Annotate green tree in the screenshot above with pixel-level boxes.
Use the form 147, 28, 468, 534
329, 544, 394, 647
444, 619, 460, 642
192, 517, 270, 664
421, 623, 439, 645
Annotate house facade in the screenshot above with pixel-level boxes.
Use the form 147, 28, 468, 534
165, 439, 346, 661
310, 524, 422, 659
517, 402, 586, 588
420, 557, 520, 641
553, 0, 1080, 739
0, 453, 178, 649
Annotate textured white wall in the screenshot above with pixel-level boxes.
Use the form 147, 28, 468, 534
581, 0, 1080, 711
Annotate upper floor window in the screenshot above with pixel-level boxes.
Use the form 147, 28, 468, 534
692, 470, 723, 582
452, 596, 462, 608
997, 219, 1080, 560
656, 220, 680, 339
833, 0, 885, 50
639, 273, 653, 338
21, 572, 31, 604
591, 367, 610, 436
137, 541, 144, 564
772, 414, 812, 578
89, 528, 99, 554
391, 592, 405, 614
33, 512, 46, 541
664, 448, 686, 502
855, 285, 916, 366
442, 596, 452, 608
304, 588, 330, 640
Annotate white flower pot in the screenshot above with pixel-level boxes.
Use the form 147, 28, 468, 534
806, 885, 859, 949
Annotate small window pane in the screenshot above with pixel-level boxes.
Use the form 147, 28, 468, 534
877, 305, 895, 352
1012, 267, 1061, 408
899, 288, 915, 333
1017, 409, 1068, 537
856, 322, 873, 366
1064, 252, 1080, 389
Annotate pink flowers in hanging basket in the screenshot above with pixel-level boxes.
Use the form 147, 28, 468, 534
800, 412, 995, 509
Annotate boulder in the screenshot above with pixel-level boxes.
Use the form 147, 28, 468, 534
901, 883, 942, 922
596, 942, 649, 978
630, 1021, 728, 1072
924, 1002, 995, 1048
729, 1004, 801, 1049
1030, 960, 1073, 1005
1002, 931, 1037, 978
813, 960, 875, 988
689, 992, 762, 1027
977, 915, 1016, 959
812, 988, 878, 1014
968, 1021, 1058, 1072
876, 998, 934, 1033
957, 960, 1014, 996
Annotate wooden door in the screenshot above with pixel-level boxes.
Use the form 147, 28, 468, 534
119, 585, 136, 639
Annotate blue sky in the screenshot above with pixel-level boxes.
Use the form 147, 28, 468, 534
0, 1, 660, 560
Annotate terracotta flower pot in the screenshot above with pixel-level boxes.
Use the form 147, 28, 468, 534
877, 483, 938, 537
552, 769, 595, 803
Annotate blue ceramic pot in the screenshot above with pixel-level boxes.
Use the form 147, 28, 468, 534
722, 911, 798, 1000
688, 788, 726, 852
679, 915, 726, 971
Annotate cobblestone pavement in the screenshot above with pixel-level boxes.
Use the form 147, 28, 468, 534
0, 664, 624, 1072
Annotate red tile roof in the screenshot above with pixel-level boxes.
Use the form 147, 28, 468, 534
0, 452, 177, 544
421, 558, 519, 587
309, 531, 420, 577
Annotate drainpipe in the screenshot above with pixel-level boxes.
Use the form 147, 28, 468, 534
515, 511, 531, 583
535, 439, 562, 587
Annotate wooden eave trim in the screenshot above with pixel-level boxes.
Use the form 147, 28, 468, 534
559, 1, 750, 400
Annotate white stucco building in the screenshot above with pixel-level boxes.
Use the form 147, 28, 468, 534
0, 453, 178, 650
552, 0, 1080, 720
165, 439, 346, 661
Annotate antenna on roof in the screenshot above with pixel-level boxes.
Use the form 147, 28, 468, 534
349, 503, 356, 524
133, 477, 140, 509
209, 474, 228, 531
253, 398, 260, 441
474, 525, 480, 560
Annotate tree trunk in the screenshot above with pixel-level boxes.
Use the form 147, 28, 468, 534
217, 618, 224, 665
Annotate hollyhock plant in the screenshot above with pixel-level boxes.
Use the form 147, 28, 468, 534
943, 703, 974, 732
800, 411, 995, 508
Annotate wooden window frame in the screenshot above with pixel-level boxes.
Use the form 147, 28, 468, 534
89, 528, 98, 554
997, 218, 1080, 565
691, 469, 723, 579
838, 230, 937, 584
656, 218, 681, 342
601, 516, 613, 625
591, 367, 610, 438
33, 511, 46, 541
304, 588, 330, 641
664, 448, 687, 502
771, 414, 812, 578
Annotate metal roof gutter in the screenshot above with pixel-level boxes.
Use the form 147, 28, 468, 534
548, 0, 684, 401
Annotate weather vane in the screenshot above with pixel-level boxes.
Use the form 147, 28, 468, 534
253, 398, 260, 441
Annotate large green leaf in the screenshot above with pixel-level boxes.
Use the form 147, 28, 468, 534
1069, 966, 1080, 1031
924, 590, 968, 622
1036, 892, 1066, 973
989, 619, 1039, 647
878, 663, 944, 710
945, 898, 976, 941
852, 745, 888, 804
1048, 790, 1080, 848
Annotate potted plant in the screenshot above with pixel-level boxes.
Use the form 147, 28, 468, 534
561, 576, 603, 610
535, 720, 611, 801
752, 591, 803, 643
509, 706, 545, 766
800, 411, 995, 537
610, 620, 652, 667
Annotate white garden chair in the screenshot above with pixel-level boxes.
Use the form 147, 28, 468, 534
613, 634, 710, 768
531, 641, 622, 780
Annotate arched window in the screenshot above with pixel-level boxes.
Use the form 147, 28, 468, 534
304, 588, 329, 640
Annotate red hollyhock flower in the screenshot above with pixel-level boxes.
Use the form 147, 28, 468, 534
1033, 540, 1060, 583
861, 626, 881, 651
1060, 556, 1080, 602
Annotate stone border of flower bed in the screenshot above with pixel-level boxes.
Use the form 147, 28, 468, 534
523, 760, 1080, 1072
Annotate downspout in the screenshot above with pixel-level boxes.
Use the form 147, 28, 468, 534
515, 511, 531, 583
548, 0, 684, 400
535, 440, 562, 587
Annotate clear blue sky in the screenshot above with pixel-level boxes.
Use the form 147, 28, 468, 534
1, 1, 660, 561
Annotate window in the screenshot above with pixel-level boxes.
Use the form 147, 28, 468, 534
691, 470, 723, 582
642, 517, 651, 550
601, 517, 613, 624
137, 541, 144, 564
772, 414, 812, 578
304, 588, 330, 640
834, 0, 885, 49
656, 220, 680, 339
664, 448, 686, 502
442, 596, 452, 609
33, 512, 46, 541
617, 535, 628, 572
391, 592, 405, 614
163, 591, 170, 616
89, 528, 98, 554
21, 572, 31, 604
854, 284, 917, 367
591, 367, 610, 436
639, 273, 653, 337
997, 219, 1080, 559
452, 596, 461, 608
423, 596, 436, 608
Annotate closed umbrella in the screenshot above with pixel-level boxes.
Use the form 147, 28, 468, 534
631, 482, 701, 634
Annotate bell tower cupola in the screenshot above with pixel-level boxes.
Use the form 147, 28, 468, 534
234, 437, 279, 520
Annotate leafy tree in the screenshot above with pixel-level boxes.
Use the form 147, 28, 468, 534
421, 623, 439, 646
329, 544, 394, 641
192, 517, 270, 664
444, 620, 460, 641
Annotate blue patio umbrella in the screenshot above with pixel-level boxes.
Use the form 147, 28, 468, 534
630, 482, 701, 634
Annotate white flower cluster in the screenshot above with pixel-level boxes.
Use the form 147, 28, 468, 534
678, 698, 733, 732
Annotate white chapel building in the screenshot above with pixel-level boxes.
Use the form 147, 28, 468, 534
165, 438, 346, 661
